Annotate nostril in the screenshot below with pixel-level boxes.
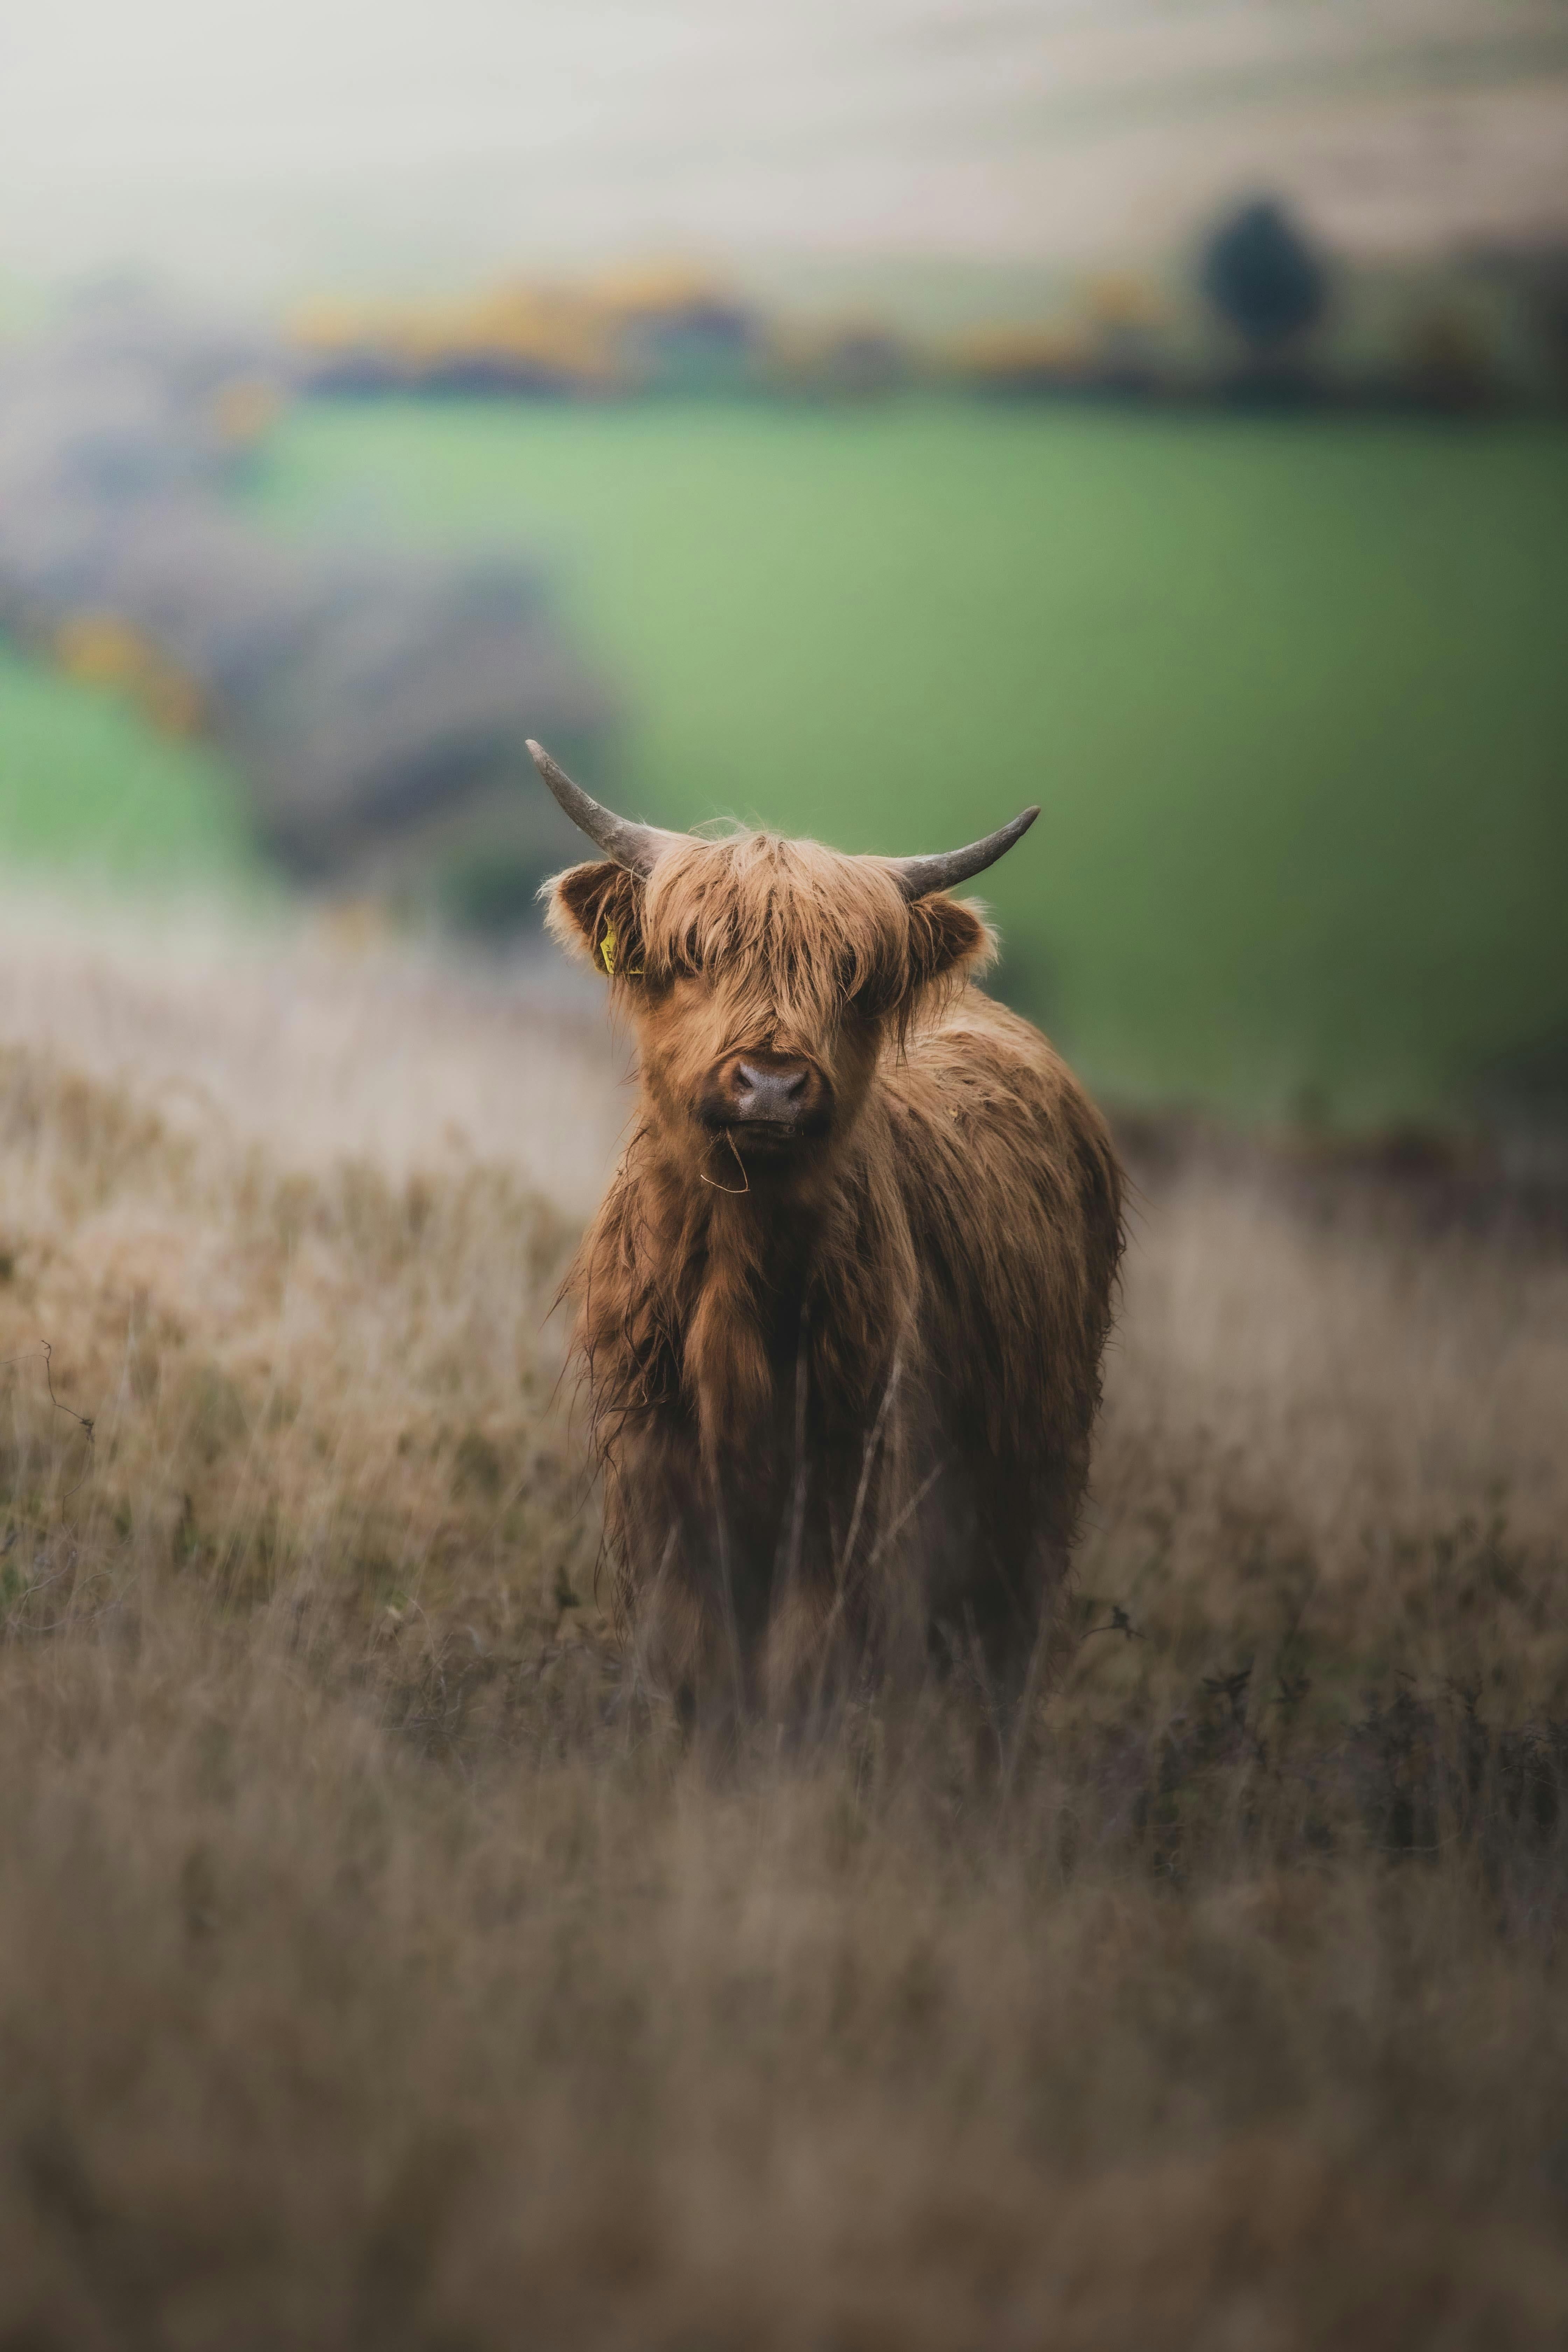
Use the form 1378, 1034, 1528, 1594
738, 1062, 804, 1099
731, 1060, 813, 1119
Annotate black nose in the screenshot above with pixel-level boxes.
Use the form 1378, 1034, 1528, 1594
733, 1060, 808, 1121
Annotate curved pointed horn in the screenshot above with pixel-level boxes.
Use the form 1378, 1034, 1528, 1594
527, 740, 681, 877
887, 805, 1040, 901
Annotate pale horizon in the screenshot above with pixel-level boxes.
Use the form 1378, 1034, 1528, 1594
2, 0, 1566, 305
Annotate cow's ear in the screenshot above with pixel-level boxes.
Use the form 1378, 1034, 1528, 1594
544, 861, 648, 980
906, 892, 996, 985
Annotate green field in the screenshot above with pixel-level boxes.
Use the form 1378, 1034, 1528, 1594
0, 642, 260, 885
247, 399, 1568, 1124
7, 397, 1567, 1122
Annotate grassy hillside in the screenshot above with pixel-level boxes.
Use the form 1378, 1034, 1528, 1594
0, 643, 260, 885
250, 398, 1568, 1125
3, 400, 1562, 1123
0, 908, 1564, 2343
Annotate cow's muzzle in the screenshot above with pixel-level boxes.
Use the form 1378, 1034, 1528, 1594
699, 1051, 832, 1149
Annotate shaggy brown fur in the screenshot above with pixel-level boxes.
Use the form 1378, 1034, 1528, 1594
546, 829, 1124, 1712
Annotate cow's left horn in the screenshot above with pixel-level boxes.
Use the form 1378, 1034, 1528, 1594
886, 805, 1040, 901
527, 741, 681, 877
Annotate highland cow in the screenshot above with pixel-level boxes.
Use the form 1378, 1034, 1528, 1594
532, 742, 1124, 1717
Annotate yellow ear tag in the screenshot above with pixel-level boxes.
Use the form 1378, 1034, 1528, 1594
598, 920, 642, 978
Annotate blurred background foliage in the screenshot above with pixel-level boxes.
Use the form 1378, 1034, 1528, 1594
0, 0, 1565, 1133
248, 396, 1568, 1125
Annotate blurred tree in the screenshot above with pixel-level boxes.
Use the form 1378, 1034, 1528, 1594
1201, 199, 1327, 356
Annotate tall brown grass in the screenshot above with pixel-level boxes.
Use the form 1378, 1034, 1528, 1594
0, 904, 1565, 2349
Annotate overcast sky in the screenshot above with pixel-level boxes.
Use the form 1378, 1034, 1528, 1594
2, 0, 1565, 299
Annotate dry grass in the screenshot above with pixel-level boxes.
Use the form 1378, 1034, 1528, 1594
0, 902, 1565, 2350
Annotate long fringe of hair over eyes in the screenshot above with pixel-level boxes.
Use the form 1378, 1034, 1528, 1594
548, 831, 998, 1048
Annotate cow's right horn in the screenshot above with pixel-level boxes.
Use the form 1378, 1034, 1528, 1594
886, 805, 1041, 901
527, 741, 681, 877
